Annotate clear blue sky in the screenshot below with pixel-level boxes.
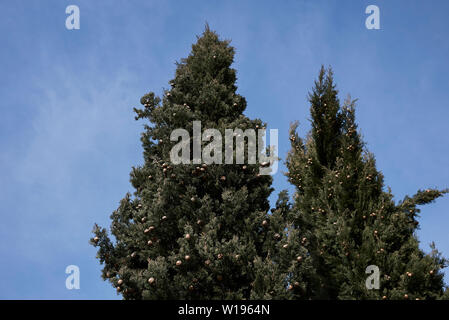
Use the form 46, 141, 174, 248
0, 0, 448, 299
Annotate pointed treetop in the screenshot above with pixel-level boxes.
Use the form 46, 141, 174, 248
165, 25, 245, 120
308, 66, 342, 169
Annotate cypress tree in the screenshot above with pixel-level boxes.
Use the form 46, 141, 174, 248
90, 26, 276, 299
286, 66, 448, 299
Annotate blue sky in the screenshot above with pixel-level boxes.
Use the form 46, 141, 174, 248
0, 0, 448, 299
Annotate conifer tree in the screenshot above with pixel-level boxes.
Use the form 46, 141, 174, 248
286, 66, 448, 300
90, 26, 277, 299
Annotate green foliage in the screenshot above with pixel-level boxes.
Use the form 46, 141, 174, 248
90, 28, 447, 300
285, 67, 448, 299
91, 26, 275, 299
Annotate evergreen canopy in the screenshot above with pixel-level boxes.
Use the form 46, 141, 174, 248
91, 28, 448, 300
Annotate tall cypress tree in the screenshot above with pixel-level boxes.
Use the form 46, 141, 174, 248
90, 26, 276, 299
286, 66, 448, 299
